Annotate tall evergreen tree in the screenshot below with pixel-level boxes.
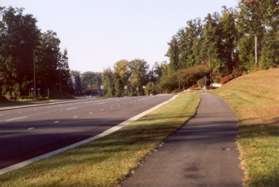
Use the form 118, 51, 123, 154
201, 13, 222, 76
219, 7, 238, 74
166, 37, 180, 74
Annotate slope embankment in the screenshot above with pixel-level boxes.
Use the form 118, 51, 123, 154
215, 68, 279, 187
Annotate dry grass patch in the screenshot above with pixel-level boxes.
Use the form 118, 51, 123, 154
215, 68, 279, 187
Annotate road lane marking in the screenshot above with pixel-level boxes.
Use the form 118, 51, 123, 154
0, 95, 175, 176
65, 107, 78, 111
27, 127, 35, 131
5, 116, 28, 122
53, 121, 60, 124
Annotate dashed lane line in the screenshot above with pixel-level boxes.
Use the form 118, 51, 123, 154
5, 116, 28, 122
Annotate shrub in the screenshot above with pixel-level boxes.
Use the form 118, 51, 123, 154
160, 64, 210, 92
177, 64, 210, 89
159, 74, 178, 92
144, 82, 160, 95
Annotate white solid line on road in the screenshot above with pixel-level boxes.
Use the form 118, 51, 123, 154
27, 127, 35, 131
5, 116, 28, 122
0, 95, 176, 176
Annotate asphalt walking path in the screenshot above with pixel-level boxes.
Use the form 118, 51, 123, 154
122, 92, 243, 187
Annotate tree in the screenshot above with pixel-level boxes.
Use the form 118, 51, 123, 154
36, 31, 65, 96
219, 7, 238, 74
71, 71, 82, 95
0, 7, 74, 99
128, 59, 149, 96
260, 30, 279, 68
201, 13, 222, 77
81, 72, 102, 95
57, 49, 73, 95
0, 7, 40, 97
166, 37, 180, 74
113, 60, 129, 96
176, 19, 202, 68
102, 69, 115, 97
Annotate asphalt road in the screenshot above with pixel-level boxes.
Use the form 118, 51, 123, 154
0, 95, 172, 169
123, 92, 243, 187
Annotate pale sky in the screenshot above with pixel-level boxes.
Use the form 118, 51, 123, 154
2, 0, 238, 72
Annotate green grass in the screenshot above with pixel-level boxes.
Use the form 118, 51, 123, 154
0, 92, 200, 187
214, 68, 279, 187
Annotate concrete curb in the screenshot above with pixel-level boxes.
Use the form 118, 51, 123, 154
0, 94, 177, 176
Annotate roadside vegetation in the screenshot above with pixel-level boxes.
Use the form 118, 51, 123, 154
1, 1, 277, 101
76, 0, 278, 97
0, 7, 73, 100
0, 92, 199, 187
215, 68, 279, 186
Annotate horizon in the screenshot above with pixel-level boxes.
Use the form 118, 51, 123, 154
2, 0, 238, 73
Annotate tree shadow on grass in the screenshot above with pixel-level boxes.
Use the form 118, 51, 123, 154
0, 115, 189, 185
0, 108, 250, 186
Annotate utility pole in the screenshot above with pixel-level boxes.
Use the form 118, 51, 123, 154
33, 51, 37, 98
255, 35, 258, 65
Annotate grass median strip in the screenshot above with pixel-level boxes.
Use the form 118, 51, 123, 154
215, 69, 279, 187
0, 92, 199, 187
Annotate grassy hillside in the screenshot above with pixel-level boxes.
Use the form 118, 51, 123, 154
215, 69, 279, 187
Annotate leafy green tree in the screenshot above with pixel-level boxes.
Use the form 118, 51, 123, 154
128, 59, 149, 96
201, 13, 222, 77
218, 7, 238, 74
81, 72, 101, 95
102, 69, 115, 97
260, 30, 279, 68
166, 37, 180, 74
237, 0, 279, 69
177, 19, 202, 68
113, 60, 129, 96
0, 7, 73, 99
36, 31, 67, 97
0, 7, 40, 97
57, 49, 73, 95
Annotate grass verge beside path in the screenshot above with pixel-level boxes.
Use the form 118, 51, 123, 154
214, 69, 279, 187
0, 92, 199, 187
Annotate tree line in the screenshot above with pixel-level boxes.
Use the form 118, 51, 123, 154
161, 0, 278, 91
71, 60, 163, 97
1, 0, 278, 100
93, 0, 278, 96
0, 7, 73, 100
